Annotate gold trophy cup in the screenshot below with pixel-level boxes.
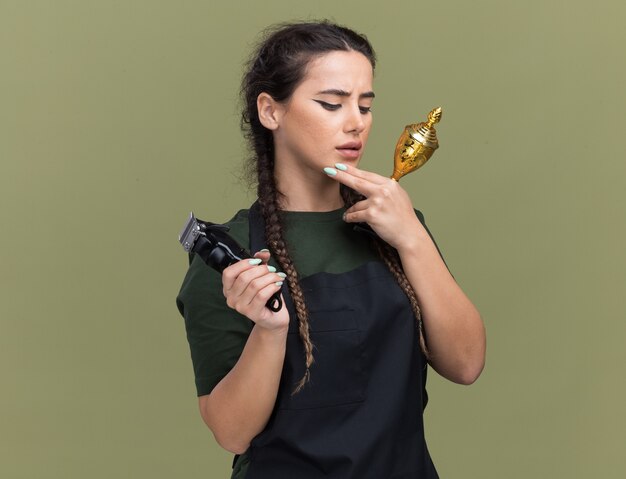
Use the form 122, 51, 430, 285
391, 107, 442, 181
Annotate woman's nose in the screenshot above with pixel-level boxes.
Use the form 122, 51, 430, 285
344, 105, 366, 134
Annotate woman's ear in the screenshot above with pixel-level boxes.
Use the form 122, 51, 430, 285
257, 92, 282, 130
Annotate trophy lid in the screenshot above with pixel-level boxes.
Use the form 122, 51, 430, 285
407, 107, 442, 150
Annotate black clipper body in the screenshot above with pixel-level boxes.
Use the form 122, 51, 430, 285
178, 213, 283, 312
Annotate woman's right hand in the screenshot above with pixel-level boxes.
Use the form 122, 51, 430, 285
221, 250, 289, 331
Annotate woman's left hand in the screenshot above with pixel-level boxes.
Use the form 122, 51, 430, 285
324, 163, 426, 251
326, 164, 486, 385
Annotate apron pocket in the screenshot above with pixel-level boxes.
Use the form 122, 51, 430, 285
276, 308, 366, 410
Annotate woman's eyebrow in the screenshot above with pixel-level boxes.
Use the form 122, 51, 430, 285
316, 89, 375, 99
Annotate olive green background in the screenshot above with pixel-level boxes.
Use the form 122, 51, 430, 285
2, 0, 624, 477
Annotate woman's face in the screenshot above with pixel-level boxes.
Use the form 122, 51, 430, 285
271, 50, 374, 175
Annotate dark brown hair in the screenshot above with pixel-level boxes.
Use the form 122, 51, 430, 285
240, 21, 427, 393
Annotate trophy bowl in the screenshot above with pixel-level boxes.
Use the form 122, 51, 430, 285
391, 107, 442, 181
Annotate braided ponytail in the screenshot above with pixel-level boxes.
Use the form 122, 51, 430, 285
340, 185, 429, 357
257, 151, 315, 393
240, 21, 383, 392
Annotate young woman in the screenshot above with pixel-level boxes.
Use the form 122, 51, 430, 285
177, 21, 486, 479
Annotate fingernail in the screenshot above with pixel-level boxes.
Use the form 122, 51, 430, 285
248, 258, 262, 265
275, 281, 284, 286
323, 167, 337, 176
277, 272, 287, 278
335, 163, 348, 171
260, 248, 270, 252
267, 265, 277, 273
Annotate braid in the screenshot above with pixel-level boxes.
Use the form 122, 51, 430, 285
257, 151, 315, 394
373, 241, 429, 357
340, 185, 430, 358
240, 22, 378, 394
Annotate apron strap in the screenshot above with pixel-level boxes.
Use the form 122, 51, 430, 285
247, 199, 297, 326
248, 200, 266, 253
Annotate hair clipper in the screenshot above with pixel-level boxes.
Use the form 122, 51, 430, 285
178, 212, 283, 312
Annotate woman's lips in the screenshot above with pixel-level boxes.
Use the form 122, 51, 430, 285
336, 141, 362, 159
336, 147, 361, 159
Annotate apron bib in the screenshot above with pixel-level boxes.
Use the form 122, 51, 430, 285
242, 201, 438, 479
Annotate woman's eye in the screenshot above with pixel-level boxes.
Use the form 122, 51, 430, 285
359, 106, 372, 114
314, 100, 341, 111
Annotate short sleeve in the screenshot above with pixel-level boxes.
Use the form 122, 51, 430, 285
176, 252, 254, 397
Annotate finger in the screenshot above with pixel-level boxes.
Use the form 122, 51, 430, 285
253, 249, 271, 263
335, 163, 388, 185
344, 199, 369, 215
244, 288, 285, 324
238, 272, 285, 310
222, 258, 260, 291
343, 207, 371, 224
222, 259, 271, 296
344, 189, 399, 223
323, 167, 377, 197
249, 285, 285, 315
231, 263, 279, 299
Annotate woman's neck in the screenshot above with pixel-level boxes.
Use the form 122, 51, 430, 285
274, 161, 344, 212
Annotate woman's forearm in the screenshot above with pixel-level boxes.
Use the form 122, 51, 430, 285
397, 227, 486, 385
199, 324, 288, 454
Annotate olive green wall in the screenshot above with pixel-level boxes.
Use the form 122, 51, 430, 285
2, 1, 624, 477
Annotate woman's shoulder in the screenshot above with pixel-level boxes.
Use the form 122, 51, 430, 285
222, 208, 251, 249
